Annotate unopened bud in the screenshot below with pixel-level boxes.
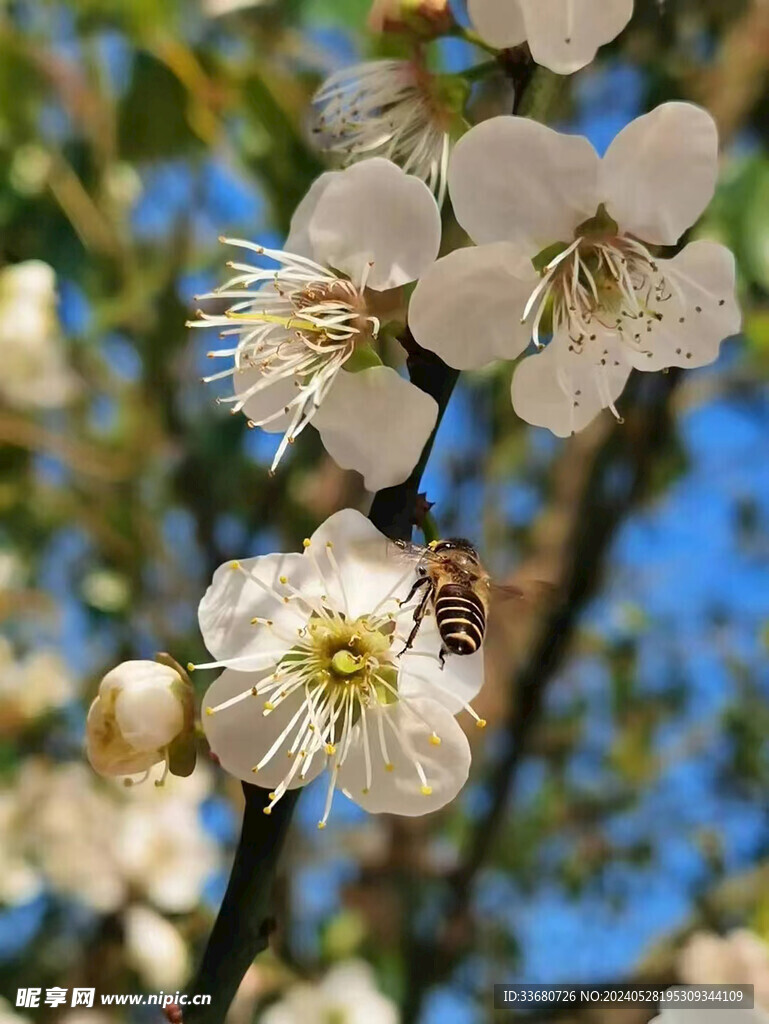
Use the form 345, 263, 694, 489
368, 0, 454, 37
86, 657, 195, 780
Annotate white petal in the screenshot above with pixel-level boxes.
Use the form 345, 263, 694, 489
124, 905, 190, 990
468, 0, 526, 47
600, 103, 719, 246
198, 552, 318, 667
86, 697, 160, 776
399, 629, 485, 713
284, 171, 337, 258
511, 331, 632, 436
624, 240, 741, 371
115, 682, 184, 752
338, 698, 471, 815
449, 117, 600, 257
234, 365, 295, 434
409, 243, 537, 369
202, 670, 326, 788
306, 508, 410, 621
518, 0, 633, 75
313, 366, 438, 492
307, 158, 442, 290
100, 659, 180, 695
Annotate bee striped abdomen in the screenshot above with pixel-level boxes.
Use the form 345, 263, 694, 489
434, 583, 486, 655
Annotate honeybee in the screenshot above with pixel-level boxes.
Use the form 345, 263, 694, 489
395, 538, 528, 667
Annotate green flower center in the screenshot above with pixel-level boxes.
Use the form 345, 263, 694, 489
278, 613, 399, 745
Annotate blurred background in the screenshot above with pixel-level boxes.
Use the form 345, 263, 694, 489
1, 0, 769, 1022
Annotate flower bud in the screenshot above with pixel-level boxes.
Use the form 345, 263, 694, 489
86, 657, 195, 780
368, 0, 453, 37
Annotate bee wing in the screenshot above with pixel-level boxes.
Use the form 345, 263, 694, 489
489, 579, 555, 604
341, 536, 427, 577
386, 538, 432, 566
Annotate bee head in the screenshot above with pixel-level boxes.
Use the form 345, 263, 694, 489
431, 538, 480, 562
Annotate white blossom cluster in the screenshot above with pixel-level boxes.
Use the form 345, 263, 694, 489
0, 761, 221, 989
94, 0, 742, 831
189, 0, 739, 489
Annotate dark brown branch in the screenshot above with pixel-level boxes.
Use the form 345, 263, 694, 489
368, 331, 459, 540
186, 344, 460, 1024
186, 785, 300, 1023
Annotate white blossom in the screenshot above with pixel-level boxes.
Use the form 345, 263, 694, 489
468, 0, 634, 75
0, 638, 76, 729
190, 160, 440, 491
678, 929, 769, 1011
124, 905, 190, 989
1, 761, 127, 912
0, 787, 45, 906
0, 759, 220, 915
262, 960, 398, 1024
410, 103, 741, 437
0, 260, 78, 409
113, 765, 221, 914
195, 509, 484, 828
312, 61, 462, 204
86, 658, 195, 783
0, 998, 32, 1024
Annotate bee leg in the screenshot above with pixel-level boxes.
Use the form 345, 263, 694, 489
399, 587, 432, 656
439, 645, 449, 670
399, 574, 430, 607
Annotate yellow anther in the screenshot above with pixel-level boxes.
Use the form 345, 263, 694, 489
287, 750, 294, 758
421, 785, 433, 796
385, 763, 394, 773
264, 701, 275, 712
429, 734, 441, 746
303, 538, 311, 548
326, 541, 333, 549
251, 766, 259, 773
317, 821, 327, 830
263, 806, 272, 816
279, 575, 288, 584
361, 787, 370, 795
204, 707, 214, 716
230, 560, 240, 570
325, 743, 336, 755
268, 792, 276, 800
476, 718, 487, 729
308, 724, 315, 732
187, 663, 196, 673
